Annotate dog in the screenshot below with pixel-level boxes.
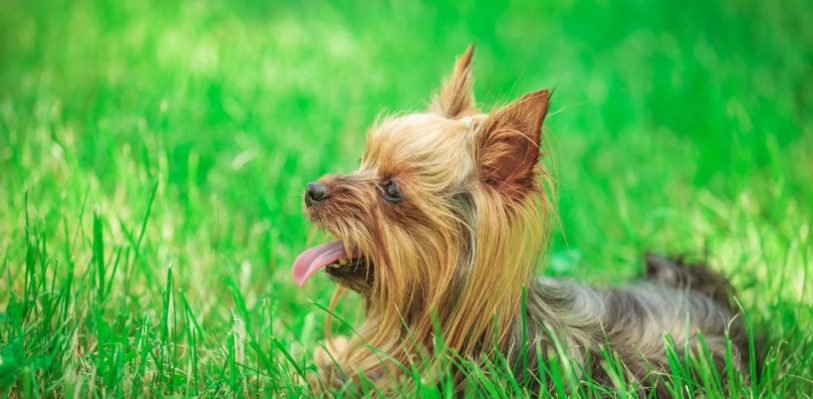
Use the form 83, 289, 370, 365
292, 45, 754, 395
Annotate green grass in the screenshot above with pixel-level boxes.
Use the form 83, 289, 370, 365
1, 0, 812, 396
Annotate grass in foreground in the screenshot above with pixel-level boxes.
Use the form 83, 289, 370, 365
1, 0, 812, 396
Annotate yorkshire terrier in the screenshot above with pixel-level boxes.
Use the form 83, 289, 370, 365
292, 45, 755, 395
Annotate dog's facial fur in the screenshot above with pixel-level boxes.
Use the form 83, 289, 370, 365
303, 46, 551, 325
296, 45, 754, 394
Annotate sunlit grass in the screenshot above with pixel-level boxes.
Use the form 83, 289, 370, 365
1, 0, 811, 396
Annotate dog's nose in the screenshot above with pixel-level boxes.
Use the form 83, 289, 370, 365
305, 182, 330, 206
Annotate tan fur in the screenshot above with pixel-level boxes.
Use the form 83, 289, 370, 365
301, 46, 753, 395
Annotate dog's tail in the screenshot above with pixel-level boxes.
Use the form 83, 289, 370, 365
644, 252, 766, 382
643, 252, 737, 311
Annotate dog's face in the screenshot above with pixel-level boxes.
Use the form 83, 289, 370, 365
294, 113, 475, 297
292, 46, 551, 322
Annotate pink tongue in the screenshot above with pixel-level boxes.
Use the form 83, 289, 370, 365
292, 240, 347, 287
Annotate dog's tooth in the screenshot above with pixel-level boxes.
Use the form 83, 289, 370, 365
338, 258, 349, 266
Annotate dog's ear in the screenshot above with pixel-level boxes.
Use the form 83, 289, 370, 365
476, 89, 551, 198
430, 44, 476, 118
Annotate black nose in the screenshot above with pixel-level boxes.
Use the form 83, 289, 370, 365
305, 182, 330, 206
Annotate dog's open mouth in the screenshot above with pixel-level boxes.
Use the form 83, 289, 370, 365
292, 240, 369, 287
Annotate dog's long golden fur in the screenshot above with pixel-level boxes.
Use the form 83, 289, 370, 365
297, 45, 754, 395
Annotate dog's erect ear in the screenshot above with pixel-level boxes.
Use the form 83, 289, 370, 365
430, 44, 476, 118
476, 89, 551, 197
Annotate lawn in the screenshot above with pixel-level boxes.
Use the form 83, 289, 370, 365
1, 0, 811, 397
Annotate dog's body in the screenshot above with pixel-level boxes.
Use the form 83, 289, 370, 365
293, 46, 753, 395
513, 256, 748, 393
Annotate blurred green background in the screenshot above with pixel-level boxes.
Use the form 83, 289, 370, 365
1, 0, 811, 396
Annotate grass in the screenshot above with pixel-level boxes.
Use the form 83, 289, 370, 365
1, 0, 812, 396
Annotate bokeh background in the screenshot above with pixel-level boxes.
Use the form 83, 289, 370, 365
1, 0, 811, 396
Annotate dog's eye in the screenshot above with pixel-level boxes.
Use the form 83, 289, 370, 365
382, 180, 403, 202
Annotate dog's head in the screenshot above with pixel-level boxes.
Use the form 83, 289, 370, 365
293, 46, 552, 353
